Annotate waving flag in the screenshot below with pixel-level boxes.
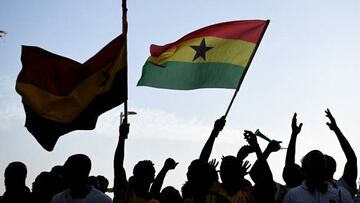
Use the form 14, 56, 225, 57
137, 20, 269, 90
16, 35, 127, 151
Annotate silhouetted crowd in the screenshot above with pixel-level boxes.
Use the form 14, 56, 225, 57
0, 109, 358, 203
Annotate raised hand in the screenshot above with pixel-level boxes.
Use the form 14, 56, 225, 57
241, 160, 252, 176
237, 145, 256, 161
244, 130, 258, 147
267, 140, 282, 152
213, 116, 226, 132
325, 108, 338, 131
208, 159, 219, 170
119, 122, 130, 140
164, 158, 178, 170
291, 113, 303, 136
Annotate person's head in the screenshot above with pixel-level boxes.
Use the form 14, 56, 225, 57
282, 163, 304, 188
160, 186, 183, 203
50, 165, 65, 178
32, 171, 58, 200
63, 154, 91, 188
220, 156, 243, 186
186, 159, 213, 196
88, 176, 99, 189
50, 165, 67, 193
96, 175, 109, 193
132, 160, 155, 187
4, 161, 27, 191
324, 154, 336, 181
301, 150, 327, 183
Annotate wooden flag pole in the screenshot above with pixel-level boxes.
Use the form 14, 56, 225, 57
121, 0, 129, 128
224, 20, 270, 118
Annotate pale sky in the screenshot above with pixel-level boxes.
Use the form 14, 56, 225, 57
1, 0, 360, 195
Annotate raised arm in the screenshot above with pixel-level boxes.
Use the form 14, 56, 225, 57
244, 130, 275, 203
282, 113, 303, 187
199, 116, 226, 162
285, 113, 302, 165
150, 158, 178, 198
113, 122, 130, 198
325, 109, 357, 188
263, 140, 282, 159
248, 139, 280, 188
244, 131, 273, 183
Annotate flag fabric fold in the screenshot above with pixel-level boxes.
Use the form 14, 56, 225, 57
137, 20, 268, 90
16, 34, 127, 151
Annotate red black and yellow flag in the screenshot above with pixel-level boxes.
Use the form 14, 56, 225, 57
16, 35, 127, 151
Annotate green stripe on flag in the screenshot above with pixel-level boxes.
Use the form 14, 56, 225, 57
137, 61, 246, 90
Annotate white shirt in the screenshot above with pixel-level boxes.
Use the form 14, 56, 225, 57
333, 177, 356, 198
51, 187, 112, 203
282, 182, 352, 203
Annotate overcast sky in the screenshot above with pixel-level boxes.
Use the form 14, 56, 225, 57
1, 0, 360, 195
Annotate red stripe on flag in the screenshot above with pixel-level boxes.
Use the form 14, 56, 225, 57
19, 35, 125, 96
150, 20, 267, 57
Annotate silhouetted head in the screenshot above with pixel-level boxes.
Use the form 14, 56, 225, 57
133, 160, 155, 186
324, 154, 336, 181
51, 165, 65, 177
96, 175, 109, 193
160, 186, 183, 203
32, 171, 58, 200
88, 175, 99, 189
63, 154, 91, 188
186, 159, 213, 196
4, 161, 27, 191
282, 163, 304, 188
49, 165, 67, 192
220, 156, 243, 186
301, 150, 327, 183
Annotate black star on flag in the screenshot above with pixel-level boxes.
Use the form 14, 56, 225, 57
190, 38, 213, 61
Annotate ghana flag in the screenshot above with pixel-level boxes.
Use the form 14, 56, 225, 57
16, 35, 127, 151
137, 20, 269, 90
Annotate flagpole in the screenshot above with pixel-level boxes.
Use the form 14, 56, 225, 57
224, 20, 270, 118
122, 0, 129, 128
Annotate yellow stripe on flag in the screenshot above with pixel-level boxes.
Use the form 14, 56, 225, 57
16, 48, 126, 123
150, 37, 256, 67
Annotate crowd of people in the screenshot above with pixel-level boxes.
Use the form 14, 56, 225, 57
0, 109, 359, 203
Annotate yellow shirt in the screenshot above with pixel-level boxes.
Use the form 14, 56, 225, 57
211, 182, 256, 203
184, 193, 225, 203
113, 183, 160, 203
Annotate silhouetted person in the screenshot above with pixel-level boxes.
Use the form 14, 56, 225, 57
50, 165, 66, 193
242, 131, 275, 203
250, 139, 286, 203
283, 150, 352, 203
32, 171, 59, 203
159, 186, 182, 203
324, 109, 357, 197
50, 154, 112, 203
282, 113, 305, 189
150, 158, 178, 201
96, 175, 109, 193
0, 161, 31, 203
198, 117, 274, 203
184, 159, 230, 203
113, 122, 158, 203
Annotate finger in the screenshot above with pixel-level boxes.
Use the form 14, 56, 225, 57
299, 123, 303, 129
292, 113, 297, 124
